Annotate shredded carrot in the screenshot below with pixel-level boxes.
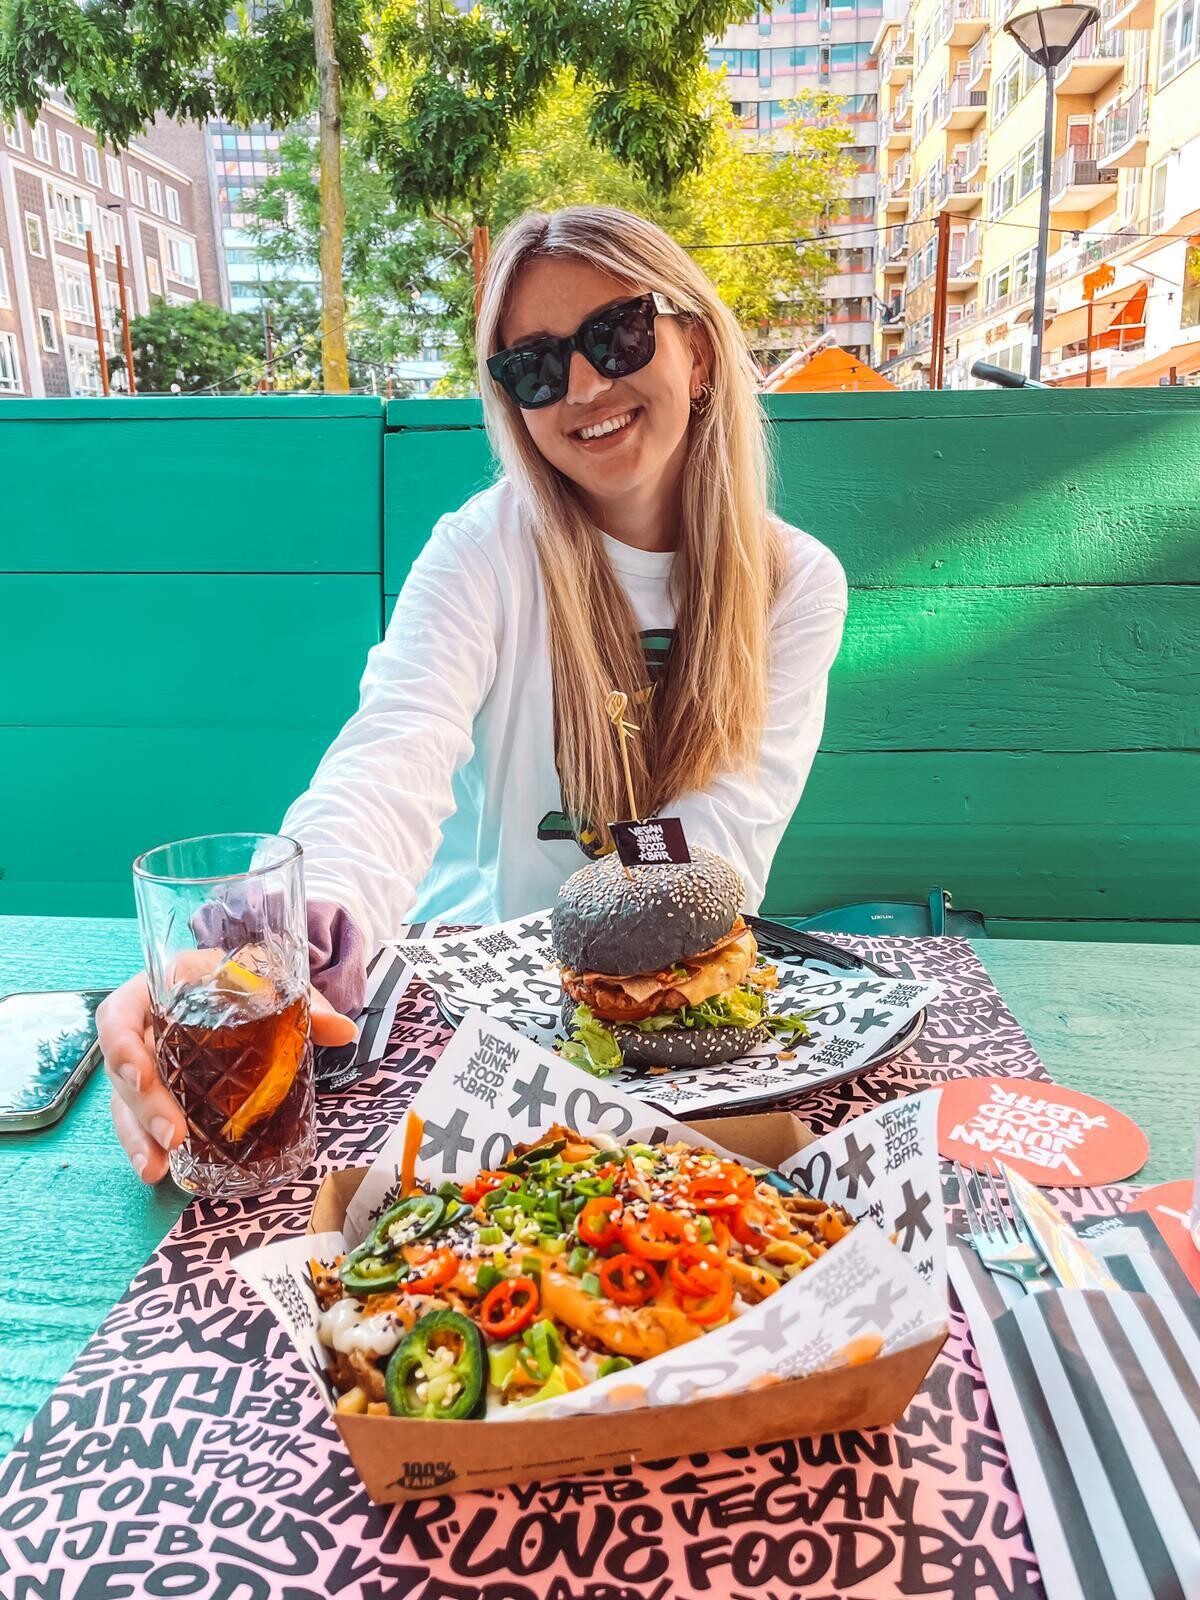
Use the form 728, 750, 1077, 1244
400, 1110, 424, 1196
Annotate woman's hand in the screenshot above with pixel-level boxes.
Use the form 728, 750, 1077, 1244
100, 968, 358, 1183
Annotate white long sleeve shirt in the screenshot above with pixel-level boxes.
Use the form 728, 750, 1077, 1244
282, 479, 847, 950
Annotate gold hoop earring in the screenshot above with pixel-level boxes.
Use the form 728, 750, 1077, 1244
690, 382, 714, 416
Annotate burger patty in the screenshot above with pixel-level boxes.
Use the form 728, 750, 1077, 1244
561, 923, 759, 1024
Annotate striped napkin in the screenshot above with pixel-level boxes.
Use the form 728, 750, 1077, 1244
950, 1215, 1200, 1600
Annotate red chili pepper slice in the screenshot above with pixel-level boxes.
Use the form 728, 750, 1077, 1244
478, 1276, 540, 1339
729, 1206, 772, 1252
405, 1246, 459, 1295
668, 1245, 727, 1299
680, 1271, 734, 1326
620, 1205, 690, 1260
599, 1254, 662, 1307
461, 1170, 510, 1205
577, 1196, 622, 1252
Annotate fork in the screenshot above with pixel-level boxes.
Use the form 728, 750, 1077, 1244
956, 1162, 1049, 1294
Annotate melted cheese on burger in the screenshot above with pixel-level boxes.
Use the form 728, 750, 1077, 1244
561, 922, 759, 1024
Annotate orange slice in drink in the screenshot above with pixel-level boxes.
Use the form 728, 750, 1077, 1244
219, 1006, 308, 1142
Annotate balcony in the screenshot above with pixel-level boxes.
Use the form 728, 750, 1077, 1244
947, 77, 989, 128
1096, 85, 1150, 167
1049, 145, 1118, 213
1056, 23, 1125, 94
822, 271, 877, 297
948, 224, 982, 286
881, 295, 906, 327
939, 0, 989, 48
1101, 0, 1155, 29
881, 160, 912, 213
881, 43, 914, 84
882, 97, 912, 151
967, 35, 991, 88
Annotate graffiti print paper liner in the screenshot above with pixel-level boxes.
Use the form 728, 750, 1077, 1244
234, 1013, 947, 1500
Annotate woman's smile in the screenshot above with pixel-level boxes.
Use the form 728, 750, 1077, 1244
570, 406, 643, 450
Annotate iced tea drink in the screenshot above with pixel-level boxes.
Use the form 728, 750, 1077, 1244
134, 834, 315, 1197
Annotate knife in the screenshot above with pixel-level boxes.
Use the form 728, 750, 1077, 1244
1000, 1161, 1120, 1291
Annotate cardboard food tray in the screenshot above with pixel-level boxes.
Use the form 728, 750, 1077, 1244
307, 1111, 948, 1504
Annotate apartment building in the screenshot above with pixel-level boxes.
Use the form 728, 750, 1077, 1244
710, 0, 885, 363
0, 96, 216, 397
873, 0, 1200, 386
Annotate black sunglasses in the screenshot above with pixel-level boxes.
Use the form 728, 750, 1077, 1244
486, 292, 680, 410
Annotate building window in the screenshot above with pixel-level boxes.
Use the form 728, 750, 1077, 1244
0, 246, 8, 309
1149, 158, 1169, 231
1160, 0, 1199, 84
97, 208, 123, 262
32, 120, 51, 163
147, 256, 162, 295
710, 47, 760, 74
25, 213, 45, 257
166, 185, 181, 223
1017, 134, 1044, 201
65, 339, 103, 396
988, 162, 1017, 219
82, 143, 101, 186
57, 263, 93, 323
56, 129, 77, 175
105, 155, 123, 196
1013, 246, 1038, 292
0, 330, 22, 393
147, 176, 163, 214
4, 119, 23, 151
38, 309, 59, 352
164, 234, 197, 286
48, 185, 91, 248
992, 59, 1020, 126
128, 167, 145, 207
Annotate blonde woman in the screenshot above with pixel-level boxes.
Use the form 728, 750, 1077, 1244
102, 204, 847, 1181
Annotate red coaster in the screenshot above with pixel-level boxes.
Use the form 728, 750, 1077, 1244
938, 1075, 1149, 1187
1130, 1180, 1200, 1293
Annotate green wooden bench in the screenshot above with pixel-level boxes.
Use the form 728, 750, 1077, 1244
2, 390, 1196, 940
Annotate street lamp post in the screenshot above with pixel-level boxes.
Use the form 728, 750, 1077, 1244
1003, 3, 1099, 381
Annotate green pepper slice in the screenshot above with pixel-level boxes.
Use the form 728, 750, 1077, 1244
386, 1310, 485, 1420
504, 1138, 567, 1173
372, 1194, 446, 1251
338, 1240, 406, 1297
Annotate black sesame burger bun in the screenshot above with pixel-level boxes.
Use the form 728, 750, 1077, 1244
558, 995, 767, 1068
550, 847, 745, 976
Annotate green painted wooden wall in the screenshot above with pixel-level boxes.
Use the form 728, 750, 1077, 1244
0, 398, 384, 916
2, 391, 1196, 938
384, 389, 1200, 942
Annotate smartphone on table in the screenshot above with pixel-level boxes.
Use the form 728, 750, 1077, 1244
0, 990, 108, 1132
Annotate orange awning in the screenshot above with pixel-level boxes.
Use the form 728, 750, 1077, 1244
767, 347, 897, 392
1110, 340, 1200, 387
1042, 282, 1147, 352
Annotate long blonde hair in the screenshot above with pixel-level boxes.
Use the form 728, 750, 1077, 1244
477, 206, 783, 845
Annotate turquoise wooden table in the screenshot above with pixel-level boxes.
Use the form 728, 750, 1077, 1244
1, 915, 1197, 1463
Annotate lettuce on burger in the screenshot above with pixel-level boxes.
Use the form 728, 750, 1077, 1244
550, 847, 809, 1076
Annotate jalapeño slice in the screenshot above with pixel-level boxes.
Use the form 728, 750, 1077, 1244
385, 1310, 485, 1420
338, 1240, 406, 1297
372, 1194, 446, 1251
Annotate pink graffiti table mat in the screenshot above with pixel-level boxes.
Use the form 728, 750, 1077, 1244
0, 937, 1133, 1600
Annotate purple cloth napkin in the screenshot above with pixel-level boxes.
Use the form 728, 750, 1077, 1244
191, 897, 366, 1017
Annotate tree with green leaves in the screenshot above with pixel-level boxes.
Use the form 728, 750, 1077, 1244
108, 299, 267, 394
0, 0, 370, 389
251, 73, 850, 390
2, 0, 772, 393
